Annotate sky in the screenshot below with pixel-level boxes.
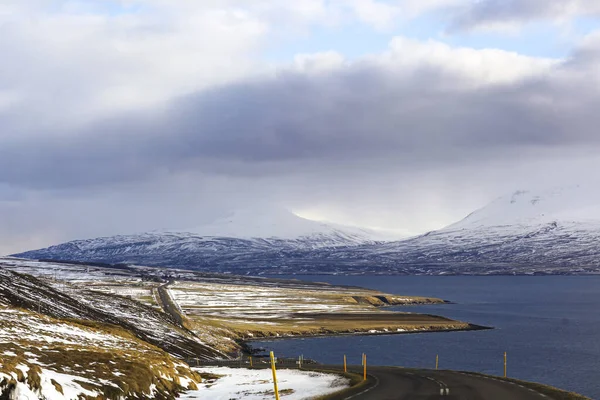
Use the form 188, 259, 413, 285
2, 0, 600, 254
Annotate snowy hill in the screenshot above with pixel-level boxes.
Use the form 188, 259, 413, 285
446, 187, 600, 230
371, 187, 600, 274
183, 207, 385, 243
13, 207, 394, 271
14, 190, 600, 275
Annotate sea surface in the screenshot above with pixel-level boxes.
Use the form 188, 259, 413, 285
253, 275, 600, 399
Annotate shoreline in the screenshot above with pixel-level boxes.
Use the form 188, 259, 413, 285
241, 323, 492, 352
228, 294, 485, 356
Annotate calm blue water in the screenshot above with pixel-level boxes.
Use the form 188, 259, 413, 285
253, 276, 600, 399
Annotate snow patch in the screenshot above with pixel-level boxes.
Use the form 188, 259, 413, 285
179, 367, 349, 400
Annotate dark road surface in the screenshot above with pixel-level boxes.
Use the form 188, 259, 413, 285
156, 282, 185, 327
196, 361, 558, 399
341, 366, 551, 400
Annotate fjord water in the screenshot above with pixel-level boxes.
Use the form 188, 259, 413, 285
256, 276, 600, 398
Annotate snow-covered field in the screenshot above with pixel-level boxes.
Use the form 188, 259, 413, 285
169, 281, 383, 320
180, 367, 350, 400
164, 278, 458, 345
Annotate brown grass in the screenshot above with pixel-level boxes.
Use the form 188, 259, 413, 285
0, 307, 202, 400
173, 281, 459, 351
188, 312, 469, 342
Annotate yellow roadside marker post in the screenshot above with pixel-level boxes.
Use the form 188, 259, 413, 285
363, 354, 367, 381
270, 351, 280, 400
343, 355, 347, 373
504, 352, 507, 378
436, 355, 439, 370
250, 356, 253, 367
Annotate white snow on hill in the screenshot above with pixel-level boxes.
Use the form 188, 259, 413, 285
13, 206, 403, 271
446, 186, 600, 230
365, 185, 600, 273
173, 206, 397, 243
15, 189, 600, 274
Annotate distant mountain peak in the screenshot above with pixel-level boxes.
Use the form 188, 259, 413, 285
165, 206, 396, 242
180, 206, 318, 239
446, 185, 600, 231
13, 205, 400, 269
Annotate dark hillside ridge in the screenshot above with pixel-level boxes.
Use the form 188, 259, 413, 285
0, 267, 226, 359
13, 224, 600, 275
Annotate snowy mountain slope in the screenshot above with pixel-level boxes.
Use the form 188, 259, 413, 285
13, 207, 395, 269
369, 187, 600, 274
182, 207, 387, 243
13, 189, 600, 275
445, 186, 600, 230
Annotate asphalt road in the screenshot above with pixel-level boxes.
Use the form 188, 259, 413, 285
342, 366, 551, 400
156, 282, 185, 327
196, 361, 556, 399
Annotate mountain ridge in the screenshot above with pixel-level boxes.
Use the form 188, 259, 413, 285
13, 188, 600, 275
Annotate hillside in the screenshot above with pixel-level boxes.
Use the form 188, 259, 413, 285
12, 188, 600, 275
0, 267, 213, 399
0, 266, 227, 359
13, 207, 392, 271
183, 207, 384, 244
371, 187, 600, 274
0, 257, 475, 398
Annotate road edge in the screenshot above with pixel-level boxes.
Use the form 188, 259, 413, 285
295, 367, 377, 400
460, 372, 591, 400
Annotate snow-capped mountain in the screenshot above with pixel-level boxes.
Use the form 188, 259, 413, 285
181, 207, 390, 244
446, 186, 600, 230
371, 187, 600, 274
13, 207, 395, 271
14, 188, 600, 275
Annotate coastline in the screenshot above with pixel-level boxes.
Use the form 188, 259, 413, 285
241, 323, 492, 353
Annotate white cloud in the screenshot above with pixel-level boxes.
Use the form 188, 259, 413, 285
349, 0, 402, 30
0, 1, 268, 129
381, 37, 558, 84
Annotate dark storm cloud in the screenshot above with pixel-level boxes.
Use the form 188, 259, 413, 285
1, 43, 600, 191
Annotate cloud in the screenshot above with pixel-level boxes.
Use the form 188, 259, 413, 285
0, 1, 269, 130
2, 33, 596, 182
0, 0, 472, 131
0, 37, 563, 190
448, 0, 600, 32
